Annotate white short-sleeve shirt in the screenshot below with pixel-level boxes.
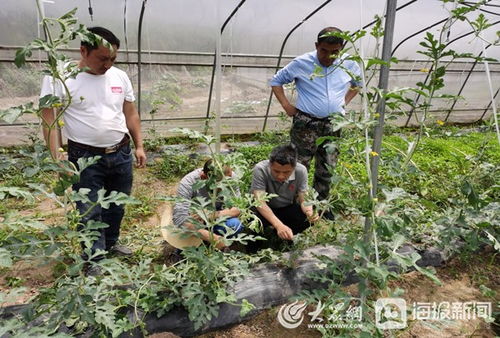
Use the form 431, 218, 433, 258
40, 66, 135, 147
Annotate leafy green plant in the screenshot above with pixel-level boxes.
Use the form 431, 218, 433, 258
143, 128, 167, 152
146, 248, 258, 330
5, 276, 24, 288
124, 193, 156, 221
191, 78, 208, 88
479, 284, 497, 299
154, 153, 201, 179
252, 130, 289, 144
225, 100, 258, 115
235, 144, 274, 166
28, 259, 153, 336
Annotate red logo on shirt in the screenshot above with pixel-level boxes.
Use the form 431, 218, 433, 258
289, 184, 295, 191
111, 86, 123, 93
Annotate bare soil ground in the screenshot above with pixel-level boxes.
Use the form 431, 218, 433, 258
396, 252, 499, 338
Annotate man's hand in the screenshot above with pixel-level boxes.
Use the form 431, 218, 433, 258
123, 101, 146, 168
306, 214, 319, 223
213, 234, 227, 250
56, 149, 68, 162
271, 86, 297, 117
195, 228, 227, 250
275, 224, 294, 241
135, 147, 146, 168
283, 102, 298, 117
305, 210, 320, 223
300, 197, 319, 223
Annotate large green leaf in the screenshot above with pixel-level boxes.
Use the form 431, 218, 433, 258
484, 231, 500, 251
0, 187, 34, 202
414, 265, 442, 286
239, 299, 255, 317
14, 46, 32, 67
0, 248, 13, 268
382, 188, 409, 202
0, 102, 35, 124
96, 190, 140, 209
39, 94, 62, 109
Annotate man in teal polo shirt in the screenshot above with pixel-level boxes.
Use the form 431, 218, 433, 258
251, 144, 319, 248
270, 27, 361, 219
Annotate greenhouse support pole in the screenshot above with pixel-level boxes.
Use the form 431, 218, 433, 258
364, 0, 397, 242
444, 44, 492, 122
478, 87, 499, 122
36, 0, 62, 156
205, 0, 247, 119
214, 4, 222, 152
123, 0, 130, 62
137, 0, 148, 116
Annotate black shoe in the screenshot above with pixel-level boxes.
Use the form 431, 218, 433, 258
109, 244, 133, 256
323, 211, 335, 221
172, 249, 183, 262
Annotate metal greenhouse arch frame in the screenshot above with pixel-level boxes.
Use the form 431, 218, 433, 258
205, 0, 247, 119
261, 0, 333, 131
403, 20, 500, 127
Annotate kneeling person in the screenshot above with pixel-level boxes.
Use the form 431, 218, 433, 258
251, 144, 318, 245
172, 160, 242, 249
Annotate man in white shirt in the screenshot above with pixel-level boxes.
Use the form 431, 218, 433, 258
40, 27, 146, 271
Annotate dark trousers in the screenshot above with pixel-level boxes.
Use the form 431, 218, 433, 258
291, 110, 341, 200
68, 143, 133, 261
248, 203, 311, 252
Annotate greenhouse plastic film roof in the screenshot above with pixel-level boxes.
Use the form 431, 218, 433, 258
0, 0, 498, 57
0, 0, 499, 144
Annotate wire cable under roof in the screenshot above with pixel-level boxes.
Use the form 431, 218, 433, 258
123, 0, 129, 61
88, 0, 93, 21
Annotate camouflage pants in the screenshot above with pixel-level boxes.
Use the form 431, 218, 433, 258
290, 110, 341, 200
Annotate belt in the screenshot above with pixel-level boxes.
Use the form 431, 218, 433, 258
298, 110, 329, 121
68, 134, 130, 154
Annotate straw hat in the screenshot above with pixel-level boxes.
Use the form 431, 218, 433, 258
160, 203, 202, 249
